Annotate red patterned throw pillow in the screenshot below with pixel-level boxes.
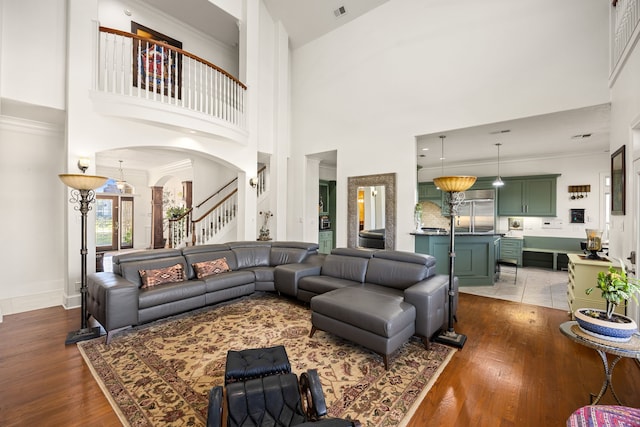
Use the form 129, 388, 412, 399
139, 263, 185, 288
192, 258, 231, 279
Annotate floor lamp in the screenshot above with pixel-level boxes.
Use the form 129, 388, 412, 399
432, 175, 477, 349
59, 160, 108, 345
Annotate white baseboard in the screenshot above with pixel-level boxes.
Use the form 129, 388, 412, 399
0, 290, 64, 318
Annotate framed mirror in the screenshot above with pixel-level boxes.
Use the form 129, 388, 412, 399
347, 173, 396, 249
611, 145, 625, 215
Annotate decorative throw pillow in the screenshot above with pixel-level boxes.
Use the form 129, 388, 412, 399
139, 263, 185, 289
193, 258, 231, 279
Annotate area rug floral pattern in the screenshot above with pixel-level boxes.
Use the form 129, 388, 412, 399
78, 293, 455, 427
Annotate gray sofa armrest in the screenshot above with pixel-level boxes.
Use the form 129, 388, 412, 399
403, 274, 453, 339
274, 263, 322, 297
87, 272, 139, 332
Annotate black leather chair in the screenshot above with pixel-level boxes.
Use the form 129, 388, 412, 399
207, 347, 360, 427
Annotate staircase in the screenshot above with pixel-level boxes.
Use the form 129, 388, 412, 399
168, 166, 267, 248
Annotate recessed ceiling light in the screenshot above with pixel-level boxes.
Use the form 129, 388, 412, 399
421, 147, 429, 151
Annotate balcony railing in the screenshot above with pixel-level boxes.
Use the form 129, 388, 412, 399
97, 26, 246, 129
611, 0, 640, 78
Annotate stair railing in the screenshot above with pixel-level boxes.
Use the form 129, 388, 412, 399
191, 190, 238, 245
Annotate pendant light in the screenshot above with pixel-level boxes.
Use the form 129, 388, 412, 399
492, 143, 504, 187
435, 135, 446, 189
116, 160, 127, 192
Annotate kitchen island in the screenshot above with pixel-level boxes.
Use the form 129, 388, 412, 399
413, 232, 500, 286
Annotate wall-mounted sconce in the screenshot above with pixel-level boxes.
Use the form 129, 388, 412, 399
249, 177, 258, 188
77, 157, 90, 173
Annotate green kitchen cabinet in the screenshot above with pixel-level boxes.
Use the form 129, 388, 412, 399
414, 233, 500, 286
497, 175, 559, 216
418, 182, 441, 203
319, 230, 333, 254
499, 237, 523, 266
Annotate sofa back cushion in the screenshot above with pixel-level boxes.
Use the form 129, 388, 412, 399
183, 244, 238, 279
232, 246, 271, 269
270, 247, 308, 266
321, 250, 372, 283
365, 251, 436, 290
114, 249, 188, 288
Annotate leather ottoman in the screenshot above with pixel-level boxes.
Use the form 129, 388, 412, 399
225, 345, 291, 384
309, 287, 416, 370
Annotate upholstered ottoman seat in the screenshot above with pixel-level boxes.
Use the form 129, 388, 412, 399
309, 286, 416, 370
225, 345, 291, 384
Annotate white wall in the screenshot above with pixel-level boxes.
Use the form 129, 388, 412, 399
609, 17, 640, 325
289, 0, 610, 251
0, 117, 65, 317
0, 0, 67, 110
98, 0, 239, 77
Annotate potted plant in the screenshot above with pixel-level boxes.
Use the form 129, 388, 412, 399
166, 205, 188, 219
574, 260, 640, 342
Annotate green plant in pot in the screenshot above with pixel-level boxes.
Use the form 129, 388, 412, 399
166, 205, 188, 219
574, 260, 640, 342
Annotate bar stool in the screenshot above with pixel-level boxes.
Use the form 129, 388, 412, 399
497, 258, 518, 284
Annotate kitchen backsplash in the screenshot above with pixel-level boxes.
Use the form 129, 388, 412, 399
418, 201, 450, 230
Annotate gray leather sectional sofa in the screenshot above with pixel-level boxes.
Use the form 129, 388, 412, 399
275, 248, 456, 368
87, 241, 319, 343
87, 242, 456, 367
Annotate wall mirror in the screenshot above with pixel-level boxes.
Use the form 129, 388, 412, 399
347, 173, 396, 249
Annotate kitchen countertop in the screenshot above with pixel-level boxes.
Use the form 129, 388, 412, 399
411, 231, 504, 236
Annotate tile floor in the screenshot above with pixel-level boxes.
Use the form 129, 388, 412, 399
459, 265, 570, 312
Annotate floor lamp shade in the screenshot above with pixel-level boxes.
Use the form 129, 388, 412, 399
59, 173, 108, 344
433, 176, 476, 193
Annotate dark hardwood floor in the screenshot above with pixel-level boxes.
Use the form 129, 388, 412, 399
1, 294, 639, 427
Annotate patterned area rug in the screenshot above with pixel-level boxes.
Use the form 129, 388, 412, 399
78, 293, 455, 427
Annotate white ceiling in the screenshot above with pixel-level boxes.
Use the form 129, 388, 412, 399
105, 2, 611, 173
262, 0, 389, 48
139, 0, 240, 47
416, 104, 611, 171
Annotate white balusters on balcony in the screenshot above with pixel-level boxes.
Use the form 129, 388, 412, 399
97, 27, 246, 129
611, 0, 640, 77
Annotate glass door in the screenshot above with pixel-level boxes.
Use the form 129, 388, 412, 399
96, 195, 134, 252
120, 197, 134, 249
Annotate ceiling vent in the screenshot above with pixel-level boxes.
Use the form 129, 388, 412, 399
334, 6, 347, 17
489, 129, 511, 135
571, 133, 592, 140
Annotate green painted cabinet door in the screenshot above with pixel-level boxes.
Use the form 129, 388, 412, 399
318, 230, 333, 254
497, 179, 526, 215
526, 178, 556, 216
497, 175, 557, 217
418, 182, 441, 203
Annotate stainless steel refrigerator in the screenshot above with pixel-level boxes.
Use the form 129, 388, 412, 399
454, 189, 496, 234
